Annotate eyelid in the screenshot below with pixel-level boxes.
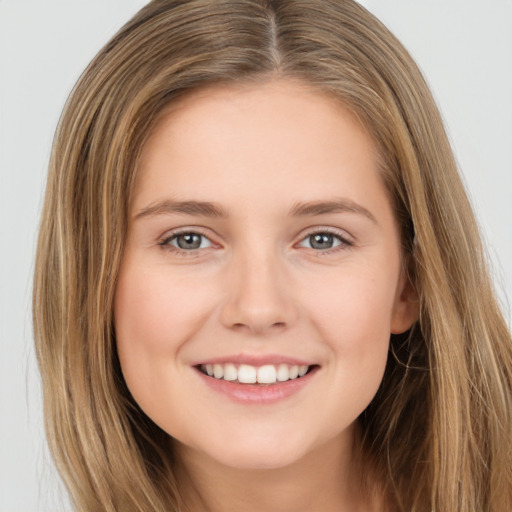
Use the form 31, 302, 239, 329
158, 227, 218, 255
156, 225, 354, 256
295, 226, 354, 251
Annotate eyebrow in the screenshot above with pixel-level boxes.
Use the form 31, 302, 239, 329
135, 197, 376, 223
289, 198, 377, 223
135, 199, 228, 220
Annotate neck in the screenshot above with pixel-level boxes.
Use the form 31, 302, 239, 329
173, 423, 384, 512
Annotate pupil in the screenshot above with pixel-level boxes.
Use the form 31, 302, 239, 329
311, 233, 333, 249
177, 233, 201, 249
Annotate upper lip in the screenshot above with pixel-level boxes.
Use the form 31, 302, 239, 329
191, 353, 316, 367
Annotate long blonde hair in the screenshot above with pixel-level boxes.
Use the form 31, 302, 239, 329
33, 1, 512, 510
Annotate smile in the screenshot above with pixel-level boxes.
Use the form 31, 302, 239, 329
199, 363, 311, 384
193, 355, 320, 404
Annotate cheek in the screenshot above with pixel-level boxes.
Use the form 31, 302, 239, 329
305, 266, 398, 342
113, 265, 209, 406
115, 274, 172, 359
302, 264, 397, 385
115, 265, 211, 356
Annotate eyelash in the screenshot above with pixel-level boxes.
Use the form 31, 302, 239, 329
158, 228, 213, 256
298, 228, 353, 254
158, 227, 353, 256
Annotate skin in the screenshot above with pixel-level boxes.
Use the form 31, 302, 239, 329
114, 79, 418, 511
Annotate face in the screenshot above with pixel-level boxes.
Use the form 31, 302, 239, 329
114, 80, 417, 471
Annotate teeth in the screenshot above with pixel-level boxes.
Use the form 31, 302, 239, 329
289, 365, 299, 379
223, 363, 237, 381
213, 364, 224, 379
201, 363, 311, 383
238, 364, 257, 383
276, 364, 290, 382
257, 365, 277, 384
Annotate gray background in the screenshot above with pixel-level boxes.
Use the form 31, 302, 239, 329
1, 1, 511, 510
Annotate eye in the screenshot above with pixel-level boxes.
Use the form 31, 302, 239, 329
160, 231, 213, 251
298, 230, 352, 251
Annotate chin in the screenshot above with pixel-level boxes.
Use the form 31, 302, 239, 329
189, 430, 312, 471
214, 446, 307, 471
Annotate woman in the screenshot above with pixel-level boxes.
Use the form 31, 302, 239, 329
33, 1, 512, 510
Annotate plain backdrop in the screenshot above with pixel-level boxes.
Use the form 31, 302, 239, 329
1, 1, 511, 510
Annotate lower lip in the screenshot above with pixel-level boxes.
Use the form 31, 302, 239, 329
195, 366, 319, 404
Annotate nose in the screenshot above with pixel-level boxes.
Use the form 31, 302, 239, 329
219, 249, 298, 335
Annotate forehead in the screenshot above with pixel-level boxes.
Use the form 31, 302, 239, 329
132, 79, 393, 224
144, 79, 372, 155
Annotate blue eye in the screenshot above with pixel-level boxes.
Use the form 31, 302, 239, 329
299, 231, 350, 250
162, 232, 212, 251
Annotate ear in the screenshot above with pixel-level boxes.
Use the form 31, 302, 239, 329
390, 270, 419, 334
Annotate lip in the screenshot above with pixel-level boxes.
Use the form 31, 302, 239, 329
194, 364, 319, 405
191, 353, 314, 367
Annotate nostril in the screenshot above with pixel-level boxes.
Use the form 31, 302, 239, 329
219, 278, 298, 334
230, 320, 287, 334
